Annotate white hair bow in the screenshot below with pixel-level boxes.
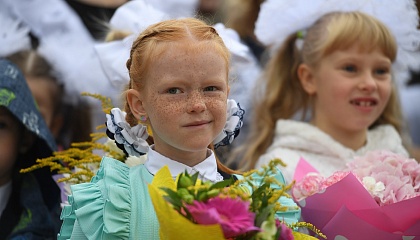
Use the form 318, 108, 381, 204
106, 108, 149, 156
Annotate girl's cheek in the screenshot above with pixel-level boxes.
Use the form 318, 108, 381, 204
153, 97, 184, 115
205, 97, 224, 107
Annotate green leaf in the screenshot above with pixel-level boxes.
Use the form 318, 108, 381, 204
209, 177, 235, 190
190, 171, 199, 186
161, 188, 183, 209
255, 204, 274, 227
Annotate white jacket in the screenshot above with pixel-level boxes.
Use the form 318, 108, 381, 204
256, 120, 408, 183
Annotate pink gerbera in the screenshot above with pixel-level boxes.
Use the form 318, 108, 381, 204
185, 196, 259, 238
275, 219, 294, 240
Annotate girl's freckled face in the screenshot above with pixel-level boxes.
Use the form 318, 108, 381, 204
140, 41, 229, 162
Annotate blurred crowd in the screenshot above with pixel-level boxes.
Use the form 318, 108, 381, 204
0, 0, 419, 239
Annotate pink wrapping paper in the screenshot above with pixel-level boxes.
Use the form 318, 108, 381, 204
293, 159, 420, 239
293, 157, 319, 183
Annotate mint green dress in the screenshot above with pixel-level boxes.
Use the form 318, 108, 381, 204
58, 157, 158, 239
58, 157, 300, 239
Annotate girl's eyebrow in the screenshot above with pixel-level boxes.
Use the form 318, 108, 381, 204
374, 59, 392, 65
157, 78, 188, 86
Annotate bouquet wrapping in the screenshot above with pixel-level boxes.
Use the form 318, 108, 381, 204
293, 150, 420, 239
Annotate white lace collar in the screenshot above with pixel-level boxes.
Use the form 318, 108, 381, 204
0, 181, 12, 218
144, 146, 224, 183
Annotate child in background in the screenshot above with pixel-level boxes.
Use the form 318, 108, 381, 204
239, 7, 419, 182
58, 18, 300, 239
7, 50, 92, 150
7, 51, 64, 141
0, 59, 60, 239
221, 0, 265, 64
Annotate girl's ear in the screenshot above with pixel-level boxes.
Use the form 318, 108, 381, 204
298, 63, 317, 95
126, 89, 146, 120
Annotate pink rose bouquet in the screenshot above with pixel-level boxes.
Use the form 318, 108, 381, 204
292, 150, 420, 239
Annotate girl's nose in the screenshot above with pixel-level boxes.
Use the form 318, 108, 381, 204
358, 72, 378, 93
187, 92, 206, 113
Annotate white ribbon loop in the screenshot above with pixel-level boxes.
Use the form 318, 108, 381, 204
213, 99, 245, 148
106, 108, 149, 156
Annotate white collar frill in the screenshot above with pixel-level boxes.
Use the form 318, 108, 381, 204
144, 147, 224, 183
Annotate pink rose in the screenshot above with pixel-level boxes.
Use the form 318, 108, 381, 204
292, 173, 324, 201
321, 171, 350, 189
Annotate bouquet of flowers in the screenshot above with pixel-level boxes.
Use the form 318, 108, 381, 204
148, 160, 325, 240
292, 150, 420, 239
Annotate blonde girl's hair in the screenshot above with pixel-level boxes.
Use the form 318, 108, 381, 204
124, 18, 237, 174
238, 11, 402, 170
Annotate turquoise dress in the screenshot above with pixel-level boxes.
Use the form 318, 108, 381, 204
58, 157, 158, 239
58, 156, 300, 239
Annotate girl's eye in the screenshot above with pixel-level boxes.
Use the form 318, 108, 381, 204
204, 86, 218, 92
343, 65, 357, 72
374, 68, 390, 75
167, 88, 182, 94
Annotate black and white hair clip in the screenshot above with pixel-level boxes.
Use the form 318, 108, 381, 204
213, 99, 245, 149
106, 108, 149, 157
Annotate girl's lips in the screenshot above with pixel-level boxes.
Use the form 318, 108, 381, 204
184, 120, 211, 127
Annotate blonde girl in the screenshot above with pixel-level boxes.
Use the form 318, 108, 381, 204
239, 9, 417, 182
